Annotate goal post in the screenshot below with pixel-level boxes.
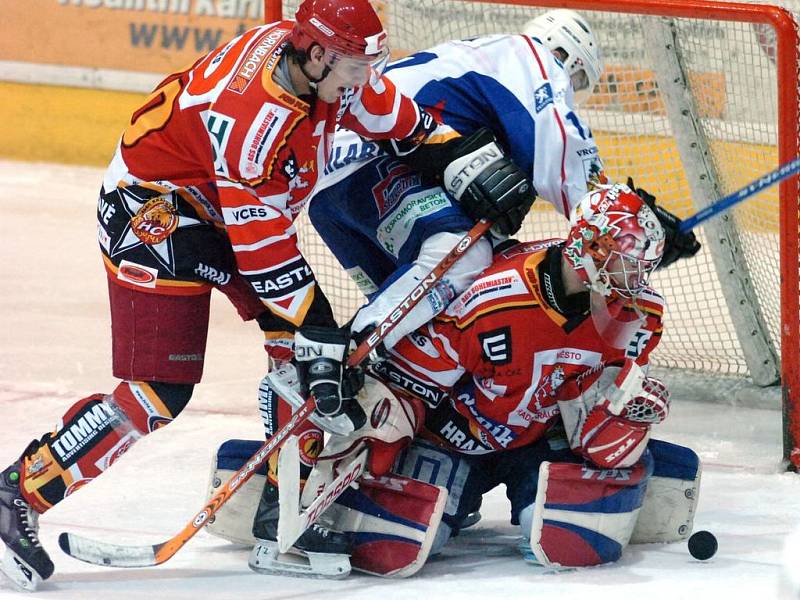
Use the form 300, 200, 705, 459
265, 0, 800, 467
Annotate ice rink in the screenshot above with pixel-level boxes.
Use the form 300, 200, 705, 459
2, 159, 800, 599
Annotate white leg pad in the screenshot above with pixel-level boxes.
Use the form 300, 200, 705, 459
203, 439, 264, 546
631, 439, 702, 544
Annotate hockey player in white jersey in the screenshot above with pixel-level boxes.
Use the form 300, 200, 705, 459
308, 9, 700, 353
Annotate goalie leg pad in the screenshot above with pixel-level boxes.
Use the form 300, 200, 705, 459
325, 474, 447, 577
630, 439, 701, 544
204, 439, 266, 546
523, 452, 654, 567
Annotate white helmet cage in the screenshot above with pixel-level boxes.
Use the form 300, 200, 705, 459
523, 9, 603, 103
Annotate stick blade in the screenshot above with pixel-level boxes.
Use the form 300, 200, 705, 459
58, 532, 160, 568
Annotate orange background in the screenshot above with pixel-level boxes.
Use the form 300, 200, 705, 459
0, 0, 265, 75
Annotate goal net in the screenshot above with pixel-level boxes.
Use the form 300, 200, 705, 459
266, 0, 800, 466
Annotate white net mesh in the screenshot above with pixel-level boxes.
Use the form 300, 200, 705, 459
282, 0, 799, 403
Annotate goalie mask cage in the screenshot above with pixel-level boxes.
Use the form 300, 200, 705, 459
265, 0, 800, 468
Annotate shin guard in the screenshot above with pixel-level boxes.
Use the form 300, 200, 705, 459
19, 381, 177, 513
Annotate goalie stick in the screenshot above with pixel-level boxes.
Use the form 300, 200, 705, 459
277, 436, 370, 553
57, 218, 493, 568
679, 156, 800, 232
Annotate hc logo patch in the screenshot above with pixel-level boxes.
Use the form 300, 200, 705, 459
534, 83, 554, 113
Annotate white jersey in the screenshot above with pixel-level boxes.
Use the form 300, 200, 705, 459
316, 33, 604, 216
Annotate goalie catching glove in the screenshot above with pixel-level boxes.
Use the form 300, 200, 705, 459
558, 359, 671, 469
294, 326, 366, 433
626, 176, 701, 268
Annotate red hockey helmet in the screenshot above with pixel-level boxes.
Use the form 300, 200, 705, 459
563, 183, 664, 299
291, 0, 389, 85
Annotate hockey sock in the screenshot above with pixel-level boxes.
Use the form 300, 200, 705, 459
18, 381, 188, 513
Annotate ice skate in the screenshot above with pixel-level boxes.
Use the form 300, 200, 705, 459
249, 484, 351, 579
0, 460, 54, 592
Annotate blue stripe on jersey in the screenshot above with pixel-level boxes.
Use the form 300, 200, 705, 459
384, 52, 439, 73
411, 74, 536, 178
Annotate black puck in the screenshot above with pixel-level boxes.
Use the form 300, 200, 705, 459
688, 530, 718, 560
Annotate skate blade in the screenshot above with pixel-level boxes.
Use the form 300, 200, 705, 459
1, 547, 43, 592
249, 540, 350, 580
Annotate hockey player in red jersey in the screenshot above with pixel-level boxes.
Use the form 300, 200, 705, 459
0, 0, 543, 591
202, 183, 696, 576
362, 182, 697, 567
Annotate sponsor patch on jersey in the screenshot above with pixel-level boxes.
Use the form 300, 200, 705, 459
248, 257, 314, 299
626, 329, 653, 358
478, 327, 512, 365
194, 262, 232, 286
241, 102, 292, 179
377, 189, 450, 257
97, 224, 111, 253
445, 269, 529, 319
130, 197, 179, 245
203, 110, 235, 178
324, 138, 381, 177
371, 160, 421, 218
227, 28, 288, 95
118, 260, 158, 288
346, 266, 379, 295
534, 83, 554, 113
222, 203, 281, 226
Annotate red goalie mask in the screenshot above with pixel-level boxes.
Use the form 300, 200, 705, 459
563, 184, 665, 300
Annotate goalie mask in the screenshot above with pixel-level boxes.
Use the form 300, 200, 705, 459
523, 9, 603, 104
564, 184, 665, 347
292, 0, 390, 88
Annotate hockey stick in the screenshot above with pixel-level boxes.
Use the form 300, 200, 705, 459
277, 436, 370, 553
58, 218, 492, 568
679, 156, 800, 233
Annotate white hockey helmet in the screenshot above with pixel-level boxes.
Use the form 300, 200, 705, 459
523, 9, 603, 103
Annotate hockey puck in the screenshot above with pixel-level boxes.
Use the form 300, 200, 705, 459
688, 530, 718, 560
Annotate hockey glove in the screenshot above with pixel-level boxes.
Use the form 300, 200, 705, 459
294, 326, 366, 421
443, 128, 536, 236
626, 176, 701, 268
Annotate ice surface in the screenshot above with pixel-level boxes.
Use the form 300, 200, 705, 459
1, 160, 799, 599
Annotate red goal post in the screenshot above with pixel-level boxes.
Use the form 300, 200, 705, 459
265, 0, 800, 468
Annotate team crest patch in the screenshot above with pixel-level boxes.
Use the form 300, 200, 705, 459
131, 197, 179, 245
297, 429, 323, 466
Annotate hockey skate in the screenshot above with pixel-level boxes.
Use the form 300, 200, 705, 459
0, 459, 54, 592
249, 483, 351, 579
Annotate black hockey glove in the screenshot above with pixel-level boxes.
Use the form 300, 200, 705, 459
294, 326, 367, 434
443, 128, 536, 236
626, 177, 701, 269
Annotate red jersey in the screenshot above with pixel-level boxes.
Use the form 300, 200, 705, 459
104, 23, 425, 327
387, 240, 665, 453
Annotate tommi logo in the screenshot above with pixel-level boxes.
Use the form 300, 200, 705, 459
51, 403, 116, 464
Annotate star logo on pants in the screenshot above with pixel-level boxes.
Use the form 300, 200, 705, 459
110, 187, 203, 275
